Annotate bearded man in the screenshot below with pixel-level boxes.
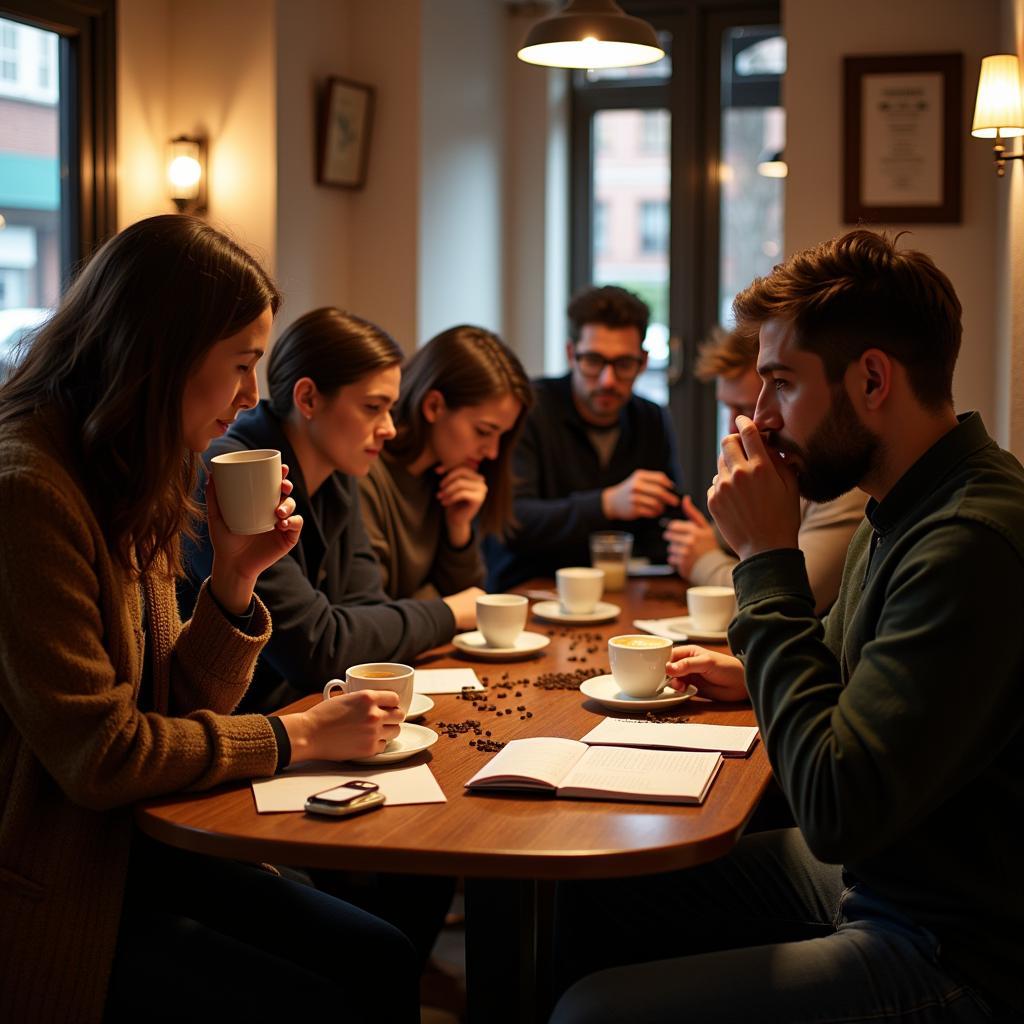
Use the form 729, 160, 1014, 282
551, 230, 1024, 1024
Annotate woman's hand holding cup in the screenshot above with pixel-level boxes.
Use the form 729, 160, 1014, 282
279, 686, 404, 764
207, 461, 303, 615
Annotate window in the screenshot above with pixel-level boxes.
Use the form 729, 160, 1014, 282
594, 201, 608, 255
0, 23, 16, 80
572, 3, 782, 494
639, 200, 668, 255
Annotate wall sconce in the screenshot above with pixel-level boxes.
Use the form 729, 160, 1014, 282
971, 54, 1024, 177
167, 135, 207, 213
517, 0, 664, 70
756, 150, 788, 178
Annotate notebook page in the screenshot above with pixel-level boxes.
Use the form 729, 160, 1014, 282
464, 737, 588, 789
560, 746, 722, 800
580, 718, 758, 756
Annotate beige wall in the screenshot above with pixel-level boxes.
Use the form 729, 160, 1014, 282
419, 0, 506, 345
117, 0, 277, 270
995, 0, 1024, 457
784, 0, 1003, 428
274, 0, 352, 326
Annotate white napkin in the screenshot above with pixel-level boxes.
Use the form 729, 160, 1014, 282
414, 668, 484, 694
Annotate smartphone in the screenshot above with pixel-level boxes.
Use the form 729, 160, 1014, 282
304, 780, 385, 818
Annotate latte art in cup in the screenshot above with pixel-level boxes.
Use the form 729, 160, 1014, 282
608, 634, 673, 697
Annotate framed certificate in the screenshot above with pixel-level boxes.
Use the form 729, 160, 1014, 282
843, 53, 962, 223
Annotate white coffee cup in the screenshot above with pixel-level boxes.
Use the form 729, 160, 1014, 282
686, 586, 737, 632
476, 594, 528, 648
556, 566, 605, 614
210, 448, 282, 535
608, 634, 673, 697
323, 662, 415, 720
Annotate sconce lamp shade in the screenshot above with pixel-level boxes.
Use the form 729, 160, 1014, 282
757, 151, 788, 178
167, 135, 208, 213
971, 54, 1024, 138
517, 0, 664, 70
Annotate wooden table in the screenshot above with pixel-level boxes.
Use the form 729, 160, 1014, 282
137, 577, 771, 1022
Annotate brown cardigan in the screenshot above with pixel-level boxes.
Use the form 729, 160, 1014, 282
0, 411, 281, 1022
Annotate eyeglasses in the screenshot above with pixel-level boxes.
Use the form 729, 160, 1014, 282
573, 349, 645, 381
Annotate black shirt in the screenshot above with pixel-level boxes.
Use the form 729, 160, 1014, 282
484, 374, 682, 589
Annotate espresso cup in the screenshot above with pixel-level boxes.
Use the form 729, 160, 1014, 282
556, 566, 605, 614
608, 634, 673, 697
476, 594, 528, 648
209, 448, 282, 535
322, 662, 415, 719
686, 586, 737, 632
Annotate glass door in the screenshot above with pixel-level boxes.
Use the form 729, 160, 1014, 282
571, 1, 783, 499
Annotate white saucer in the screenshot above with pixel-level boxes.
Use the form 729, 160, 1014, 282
406, 692, 434, 720
579, 674, 698, 710
532, 600, 621, 625
348, 723, 438, 765
452, 630, 550, 660
637, 616, 729, 643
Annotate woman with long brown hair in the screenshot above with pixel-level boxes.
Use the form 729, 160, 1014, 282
0, 216, 417, 1022
359, 324, 532, 601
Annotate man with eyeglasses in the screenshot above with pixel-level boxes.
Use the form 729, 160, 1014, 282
484, 285, 681, 590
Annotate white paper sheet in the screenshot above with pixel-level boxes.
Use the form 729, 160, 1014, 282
633, 617, 693, 642
251, 763, 446, 813
580, 717, 758, 756
414, 667, 483, 694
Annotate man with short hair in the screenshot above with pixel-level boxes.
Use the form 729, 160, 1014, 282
664, 327, 865, 614
485, 285, 681, 590
551, 230, 1024, 1023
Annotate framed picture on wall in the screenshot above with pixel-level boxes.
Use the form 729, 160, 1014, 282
843, 53, 962, 223
317, 76, 375, 189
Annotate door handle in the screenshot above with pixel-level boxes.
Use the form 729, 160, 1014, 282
667, 335, 684, 386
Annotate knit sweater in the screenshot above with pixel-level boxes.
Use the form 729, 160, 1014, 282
0, 410, 280, 1022
359, 451, 485, 600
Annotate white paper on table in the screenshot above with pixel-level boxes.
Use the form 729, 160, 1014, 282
251, 762, 446, 813
580, 717, 759, 757
633, 617, 692, 642
414, 667, 483, 694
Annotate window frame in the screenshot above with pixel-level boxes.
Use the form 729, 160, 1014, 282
0, 0, 116, 282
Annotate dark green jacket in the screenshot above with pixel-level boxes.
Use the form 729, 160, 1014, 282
731, 413, 1024, 1014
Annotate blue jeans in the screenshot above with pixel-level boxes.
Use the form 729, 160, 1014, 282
551, 829, 1007, 1023
105, 835, 419, 1023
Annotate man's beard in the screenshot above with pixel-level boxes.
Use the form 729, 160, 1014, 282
769, 385, 880, 503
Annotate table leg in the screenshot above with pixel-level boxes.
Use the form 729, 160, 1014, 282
465, 878, 556, 1024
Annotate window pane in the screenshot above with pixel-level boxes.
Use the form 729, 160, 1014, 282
0, 16, 61, 372
591, 108, 670, 406
717, 25, 785, 439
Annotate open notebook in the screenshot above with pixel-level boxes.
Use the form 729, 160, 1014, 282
465, 737, 723, 805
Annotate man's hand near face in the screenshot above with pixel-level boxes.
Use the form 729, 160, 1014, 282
707, 416, 801, 561
602, 469, 679, 521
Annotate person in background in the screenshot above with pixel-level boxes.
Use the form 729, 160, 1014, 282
551, 230, 1024, 1024
664, 326, 864, 614
359, 324, 531, 601
0, 216, 418, 1022
184, 307, 478, 716
485, 285, 682, 591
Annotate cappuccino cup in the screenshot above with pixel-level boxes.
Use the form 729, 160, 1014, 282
686, 586, 736, 632
556, 567, 605, 614
608, 634, 673, 697
476, 594, 528, 648
209, 448, 282, 535
323, 662, 415, 719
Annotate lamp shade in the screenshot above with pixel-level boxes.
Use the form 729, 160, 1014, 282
971, 54, 1024, 139
517, 0, 664, 70
757, 150, 788, 178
